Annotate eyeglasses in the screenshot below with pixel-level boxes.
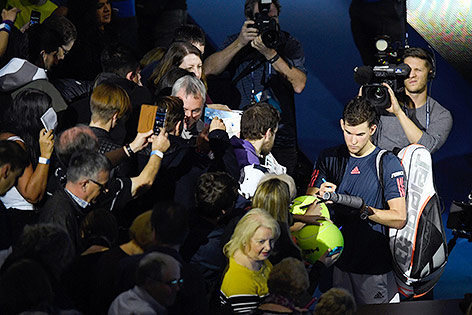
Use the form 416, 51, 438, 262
165, 278, 184, 287
88, 178, 108, 194
60, 45, 70, 56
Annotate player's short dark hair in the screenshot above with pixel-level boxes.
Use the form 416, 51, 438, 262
342, 96, 377, 127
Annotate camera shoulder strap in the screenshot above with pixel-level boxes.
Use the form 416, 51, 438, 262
231, 54, 266, 86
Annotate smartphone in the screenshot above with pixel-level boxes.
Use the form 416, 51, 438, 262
137, 104, 166, 134
327, 246, 343, 257
154, 110, 166, 135
40, 107, 57, 132
30, 10, 41, 26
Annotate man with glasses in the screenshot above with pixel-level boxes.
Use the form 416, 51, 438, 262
109, 252, 182, 315
171, 75, 206, 142
115, 201, 208, 314
39, 150, 110, 254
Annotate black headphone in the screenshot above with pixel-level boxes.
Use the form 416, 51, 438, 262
426, 47, 436, 80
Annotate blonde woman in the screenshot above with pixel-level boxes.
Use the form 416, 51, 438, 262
220, 208, 280, 314
252, 178, 303, 264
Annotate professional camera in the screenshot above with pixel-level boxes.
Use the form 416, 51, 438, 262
447, 190, 472, 254
354, 37, 411, 110
252, 0, 281, 48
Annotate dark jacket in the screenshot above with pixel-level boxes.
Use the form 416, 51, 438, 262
39, 188, 89, 254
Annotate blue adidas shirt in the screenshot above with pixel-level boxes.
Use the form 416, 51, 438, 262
311, 145, 405, 274
337, 147, 405, 209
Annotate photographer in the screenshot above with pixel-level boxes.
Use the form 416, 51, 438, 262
204, 0, 306, 175
374, 48, 453, 154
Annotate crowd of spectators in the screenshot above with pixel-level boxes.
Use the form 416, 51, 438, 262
0, 0, 454, 314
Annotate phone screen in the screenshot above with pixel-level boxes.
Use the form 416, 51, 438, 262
30, 10, 41, 26
154, 111, 166, 135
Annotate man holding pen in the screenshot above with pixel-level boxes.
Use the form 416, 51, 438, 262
306, 96, 406, 306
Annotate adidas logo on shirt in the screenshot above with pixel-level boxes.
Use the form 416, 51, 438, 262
373, 291, 385, 299
350, 166, 360, 175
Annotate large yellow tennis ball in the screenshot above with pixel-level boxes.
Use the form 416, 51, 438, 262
292, 220, 344, 264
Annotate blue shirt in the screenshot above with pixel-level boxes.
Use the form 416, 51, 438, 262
312, 145, 405, 274
337, 147, 404, 210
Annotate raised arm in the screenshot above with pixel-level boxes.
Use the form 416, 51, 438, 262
0, 7, 20, 58
16, 129, 54, 204
204, 21, 258, 76
251, 36, 306, 93
130, 131, 170, 198
105, 130, 153, 167
385, 84, 423, 144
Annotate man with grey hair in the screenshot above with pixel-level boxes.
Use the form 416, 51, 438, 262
40, 150, 111, 253
109, 252, 181, 315
171, 75, 206, 141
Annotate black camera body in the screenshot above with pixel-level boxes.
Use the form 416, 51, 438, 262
354, 36, 410, 110
252, 0, 281, 48
361, 63, 411, 110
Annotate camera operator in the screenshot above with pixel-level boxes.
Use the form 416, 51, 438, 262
374, 47, 453, 154
204, 0, 307, 175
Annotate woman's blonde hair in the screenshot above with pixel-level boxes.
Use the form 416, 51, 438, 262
223, 208, 280, 258
129, 210, 154, 251
253, 178, 291, 224
90, 83, 131, 123
259, 173, 297, 201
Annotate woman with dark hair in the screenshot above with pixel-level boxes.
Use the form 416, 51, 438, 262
57, 0, 117, 80
149, 41, 204, 91
0, 89, 55, 245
